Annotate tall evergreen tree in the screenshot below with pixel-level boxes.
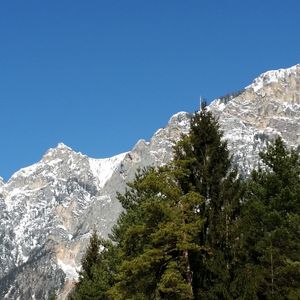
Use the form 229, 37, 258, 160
108, 167, 204, 299
70, 229, 117, 300
173, 105, 242, 299
70, 106, 243, 299
234, 138, 300, 299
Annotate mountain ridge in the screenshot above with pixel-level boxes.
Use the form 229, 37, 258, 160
0, 63, 299, 299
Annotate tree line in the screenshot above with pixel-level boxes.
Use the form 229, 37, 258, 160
69, 106, 300, 299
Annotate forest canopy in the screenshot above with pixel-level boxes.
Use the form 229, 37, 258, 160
69, 107, 300, 300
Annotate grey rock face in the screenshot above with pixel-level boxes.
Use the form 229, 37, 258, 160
209, 63, 300, 175
0, 114, 192, 300
0, 64, 299, 299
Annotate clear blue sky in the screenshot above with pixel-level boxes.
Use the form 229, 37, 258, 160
1, 0, 299, 180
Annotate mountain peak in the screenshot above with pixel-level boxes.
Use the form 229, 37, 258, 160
168, 111, 191, 128
56, 142, 73, 151
246, 63, 300, 92
43, 143, 76, 159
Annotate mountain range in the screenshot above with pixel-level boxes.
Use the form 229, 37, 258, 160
0, 63, 300, 299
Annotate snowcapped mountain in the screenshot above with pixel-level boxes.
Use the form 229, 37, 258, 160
210, 63, 300, 174
0, 64, 299, 299
0, 112, 191, 299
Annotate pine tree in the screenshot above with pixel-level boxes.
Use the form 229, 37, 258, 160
173, 105, 242, 299
70, 106, 243, 299
69, 229, 117, 300
81, 229, 101, 281
234, 137, 300, 299
108, 167, 203, 299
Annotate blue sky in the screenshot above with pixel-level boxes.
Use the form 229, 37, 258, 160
1, 0, 300, 180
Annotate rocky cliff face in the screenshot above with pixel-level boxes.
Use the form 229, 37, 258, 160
0, 64, 299, 299
210, 63, 300, 175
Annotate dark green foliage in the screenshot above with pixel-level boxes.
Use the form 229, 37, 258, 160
218, 89, 245, 104
234, 137, 300, 299
81, 229, 101, 281
69, 107, 300, 300
108, 168, 203, 299
69, 229, 117, 300
173, 106, 242, 299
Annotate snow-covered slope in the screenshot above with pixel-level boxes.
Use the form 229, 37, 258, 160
0, 144, 128, 299
0, 112, 191, 299
209, 63, 300, 174
0, 64, 299, 299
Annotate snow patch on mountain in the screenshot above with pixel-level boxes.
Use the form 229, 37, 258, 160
89, 152, 128, 188
9, 162, 41, 181
56, 143, 73, 150
246, 64, 300, 92
168, 111, 190, 127
57, 259, 79, 281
